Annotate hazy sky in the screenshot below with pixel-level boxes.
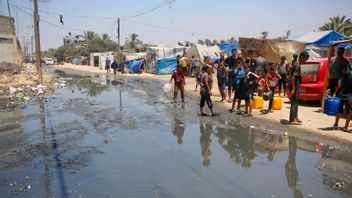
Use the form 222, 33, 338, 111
4, 0, 352, 50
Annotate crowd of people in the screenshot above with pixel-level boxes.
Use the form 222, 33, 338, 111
169, 47, 352, 131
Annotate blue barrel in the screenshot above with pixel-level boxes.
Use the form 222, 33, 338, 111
324, 97, 341, 116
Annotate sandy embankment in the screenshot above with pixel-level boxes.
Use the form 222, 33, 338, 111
49, 63, 352, 144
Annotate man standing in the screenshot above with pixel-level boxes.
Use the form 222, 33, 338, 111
245, 50, 257, 73
170, 65, 186, 103
105, 58, 111, 73
224, 49, 238, 102
255, 52, 268, 74
289, 51, 309, 125
199, 65, 218, 116
329, 48, 349, 95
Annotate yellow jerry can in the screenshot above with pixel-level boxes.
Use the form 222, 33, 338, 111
253, 96, 264, 109
272, 96, 282, 110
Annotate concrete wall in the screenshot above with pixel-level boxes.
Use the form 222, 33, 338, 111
0, 15, 23, 65
0, 15, 15, 35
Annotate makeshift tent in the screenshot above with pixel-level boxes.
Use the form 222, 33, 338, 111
287, 31, 345, 47
218, 43, 239, 56
287, 31, 345, 58
146, 46, 187, 73
126, 59, 143, 74
155, 58, 177, 75
186, 45, 222, 62
239, 37, 305, 63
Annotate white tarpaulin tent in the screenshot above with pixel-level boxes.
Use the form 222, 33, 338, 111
186, 45, 222, 62
145, 46, 187, 73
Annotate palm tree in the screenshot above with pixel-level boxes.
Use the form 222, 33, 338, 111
319, 15, 352, 35
101, 33, 111, 41
227, 37, 237, 43
197, 40, 205, 45
124, 33, 143, 50
204, 39, 212, 46
286, 30, 291, 37
261, 31, 269, 39
83, 31, 98, 41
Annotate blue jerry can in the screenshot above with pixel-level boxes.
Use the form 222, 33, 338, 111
324, 97, 341, 116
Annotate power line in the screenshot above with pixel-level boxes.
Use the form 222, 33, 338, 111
121, 0, 175, 19
12, 0, 175, 20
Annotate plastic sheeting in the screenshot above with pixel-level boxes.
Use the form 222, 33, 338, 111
218, 43, 239, 56
155, 58, 177, 75
287, 31, 345, 47
239, 37, 306, 63
126, 59, 143, 74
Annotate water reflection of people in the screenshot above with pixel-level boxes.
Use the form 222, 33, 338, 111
200, 122, 212, 166
172, 117, 185, 144
285, 137, 303, 198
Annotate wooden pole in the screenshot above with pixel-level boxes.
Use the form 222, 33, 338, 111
321, 44, 334, 112
7, 0, 11, 16
33, 0, 43, 84
117, 17, 120, 52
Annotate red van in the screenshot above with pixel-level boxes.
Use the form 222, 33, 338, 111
287, 57, 352, 101
298, 58, 328, 101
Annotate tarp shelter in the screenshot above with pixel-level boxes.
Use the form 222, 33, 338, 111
287, 31, 345, 47
218, 43, 239, 57
239, 37, 305, 63
146, 46, 187, 73
155, 58, 177, 75
287, 31, 345, 58
125, 59, 143, 74
186, 45, 222, 62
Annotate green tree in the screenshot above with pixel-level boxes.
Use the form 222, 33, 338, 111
124, 33, 143, 51
204, 39, 212, 46
319, 15, 352, 35
212, 40, 219, 45
197, 40, 205, 45
261, 31, 269, 39
286, 30, 291, 37
227, 37, 238, 43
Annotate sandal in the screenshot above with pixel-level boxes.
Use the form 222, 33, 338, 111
332, 125, 338, 130
341, 128, 350, 132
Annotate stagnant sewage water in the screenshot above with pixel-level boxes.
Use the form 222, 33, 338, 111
1, 71, 352, 198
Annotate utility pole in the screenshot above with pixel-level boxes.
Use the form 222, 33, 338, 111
117, 17, 120, 52
33, 0, 43, 84
7, 0, 11, 16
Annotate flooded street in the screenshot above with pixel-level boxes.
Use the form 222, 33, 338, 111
1, 72, 352, 198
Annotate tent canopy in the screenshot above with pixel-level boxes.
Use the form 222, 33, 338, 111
239, 37, 306, 63
126, 59, 143, 74
155, 58, 177, 75
186, 45, 222, 61
287, 31, 345, 47
218, 43, 239, 56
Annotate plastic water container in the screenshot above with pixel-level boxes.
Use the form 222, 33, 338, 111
163, 83, 172, 93
272, 96, 282, 110
324, 97, 341, 115
253, 96, 264, 109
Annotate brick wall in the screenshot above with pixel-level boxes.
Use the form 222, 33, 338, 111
0, 15, 15, 35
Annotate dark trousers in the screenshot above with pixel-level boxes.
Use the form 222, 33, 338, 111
329, 78, 339, 96
200, 92, 213, 109
289, 89, 299, 122
278, 74, 287, 95
268, 87, 276, 109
